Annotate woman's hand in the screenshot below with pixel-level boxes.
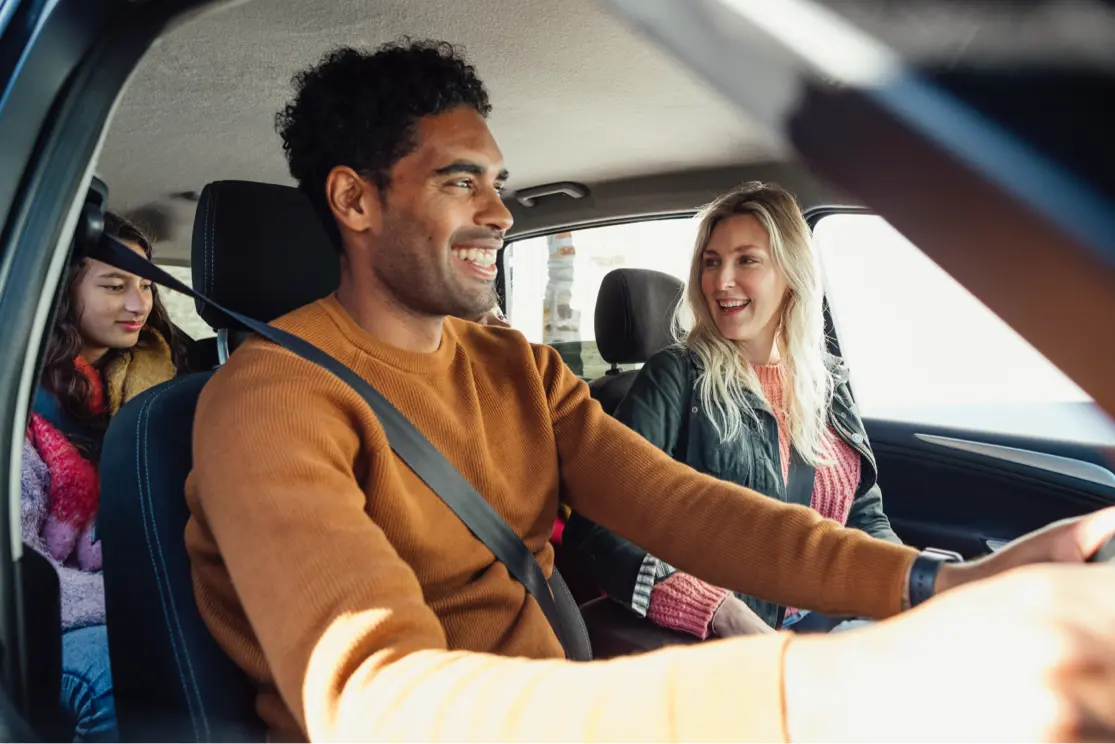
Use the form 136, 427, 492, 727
710, 595, 775, 637
784, 563, 1115, 741
936, 506, 1115, 594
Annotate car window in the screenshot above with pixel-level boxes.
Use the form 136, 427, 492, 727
814, 213, 1115, 444
158, 264, 214, 340
503, 217, 697, 378
0, 0, 18, 40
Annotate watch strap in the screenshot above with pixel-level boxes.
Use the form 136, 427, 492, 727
909, 549, 962, 608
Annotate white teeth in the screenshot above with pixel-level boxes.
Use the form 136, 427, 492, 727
453, 248, 497, 267
719, 299, 748, 308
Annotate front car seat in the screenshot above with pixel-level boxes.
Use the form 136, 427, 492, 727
99, 181, 337, 742
588, 268, 684, 414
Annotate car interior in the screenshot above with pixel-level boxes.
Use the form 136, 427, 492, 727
2, 0, 1115, 741
588, 268, 685, 415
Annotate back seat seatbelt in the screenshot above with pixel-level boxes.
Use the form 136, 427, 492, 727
87, 235, 592, 661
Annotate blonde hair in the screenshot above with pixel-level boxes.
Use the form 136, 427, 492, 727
673, 181, 834, 465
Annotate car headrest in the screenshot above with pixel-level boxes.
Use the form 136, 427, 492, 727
594, 268, 685, 366
191, 180, 339, 329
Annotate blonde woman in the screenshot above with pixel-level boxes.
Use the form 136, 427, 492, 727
564, 182, 899, 639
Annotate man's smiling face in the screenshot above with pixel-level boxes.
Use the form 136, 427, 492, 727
366, 105, 513, 320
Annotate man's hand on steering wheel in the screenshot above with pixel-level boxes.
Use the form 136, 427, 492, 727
779, 506, 1115, 741
934, 505, 1115, 594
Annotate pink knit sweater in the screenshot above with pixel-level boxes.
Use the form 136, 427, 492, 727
646, 362, 861, 637
754, 363, 861, 524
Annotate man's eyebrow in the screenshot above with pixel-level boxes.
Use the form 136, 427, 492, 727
434, 161, 510, 182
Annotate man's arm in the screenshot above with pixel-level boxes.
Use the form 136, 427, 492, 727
561, 346, 684, 613
539, 346, 918, 621
562, 511, 658, 609
567, 349, 749, 637
190, 343, 791, 741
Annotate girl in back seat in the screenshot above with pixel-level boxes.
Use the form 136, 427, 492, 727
564, 182, 900, 642
20, 213, 182, 741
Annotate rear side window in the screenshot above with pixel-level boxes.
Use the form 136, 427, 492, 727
158, 264, 214, 340
813, 213, 1115, 444
503, 218, 696, 378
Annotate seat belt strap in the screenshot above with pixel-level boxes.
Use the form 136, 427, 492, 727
86, 235, 590, 661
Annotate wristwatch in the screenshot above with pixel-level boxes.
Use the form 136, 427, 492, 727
907, 548, 963, 609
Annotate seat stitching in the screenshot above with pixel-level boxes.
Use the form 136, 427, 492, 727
205, 184, 217, 303
134, 381, 203, 739
132, 386, 196, 735
141, 380, 213, 741
197, 188, 210, 319
133, 379, 209, 740
553, 571, 591, 658
620, 276, 633, 361
201, 188, 209, 303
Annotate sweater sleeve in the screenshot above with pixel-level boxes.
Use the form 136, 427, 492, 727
21, 437, 106, 631
190, 345, 793, 742
564, 350, 728, 631
20, 436, 50, 555
647, 573, 730, 639
616, 352, 735, 634
539, 345, 918, 621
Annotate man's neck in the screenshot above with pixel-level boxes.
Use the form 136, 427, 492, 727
335, 271, 445, 354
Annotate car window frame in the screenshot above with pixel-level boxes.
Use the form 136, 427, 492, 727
805, 206, 1115, 447
500, 212, 698, 379
0, 0, 211, 725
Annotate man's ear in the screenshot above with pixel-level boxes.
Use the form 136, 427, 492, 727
325, 166, 384, 235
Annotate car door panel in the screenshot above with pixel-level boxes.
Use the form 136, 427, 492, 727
867, 417, 1115, 558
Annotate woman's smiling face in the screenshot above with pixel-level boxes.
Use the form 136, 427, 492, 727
699, 213, 788, 358
73, 240, 153, 362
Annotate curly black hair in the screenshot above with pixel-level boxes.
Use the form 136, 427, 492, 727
275, 39, 492, 250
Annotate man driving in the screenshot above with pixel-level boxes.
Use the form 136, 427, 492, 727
186, 39, 1115, 742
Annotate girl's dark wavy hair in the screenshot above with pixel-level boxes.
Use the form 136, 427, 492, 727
40, 212, 185, 425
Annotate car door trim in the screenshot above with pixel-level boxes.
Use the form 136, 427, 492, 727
914, 433, 1115, 489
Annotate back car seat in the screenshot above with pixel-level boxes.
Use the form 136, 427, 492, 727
587, 268, 684, 414
98, 181, 338, 742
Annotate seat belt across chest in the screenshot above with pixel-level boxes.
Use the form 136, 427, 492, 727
86, 234, 591, 661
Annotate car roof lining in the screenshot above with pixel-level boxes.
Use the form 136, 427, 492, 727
505, 161, 852, 239
92, 0, 818, 265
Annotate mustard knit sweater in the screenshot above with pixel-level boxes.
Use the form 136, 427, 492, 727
185, 294, 916, 742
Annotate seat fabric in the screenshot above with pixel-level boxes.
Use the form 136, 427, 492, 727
588, 268, 684, 415
100, 180, 333, 742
